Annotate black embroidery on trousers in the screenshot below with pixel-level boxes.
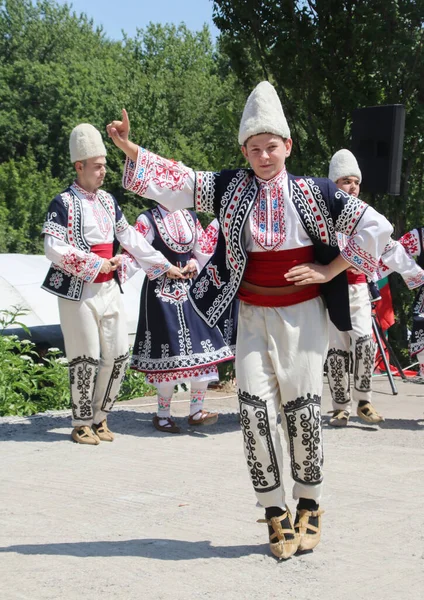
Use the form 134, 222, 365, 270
283, 394, 323, 485
101, 352, 130, 412
238, 390, 280, 493
327, 349, 350, 405
354, 335, 374, 392
68, 355, 99, 421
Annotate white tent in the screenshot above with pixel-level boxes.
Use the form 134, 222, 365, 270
0, 254, 145, 344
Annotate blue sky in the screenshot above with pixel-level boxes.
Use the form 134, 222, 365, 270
55, 0, 219, 40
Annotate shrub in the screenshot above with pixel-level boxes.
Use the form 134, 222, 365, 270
0, 307, 155, 416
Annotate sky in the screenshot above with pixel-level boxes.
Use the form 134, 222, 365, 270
55, 0, 220, 41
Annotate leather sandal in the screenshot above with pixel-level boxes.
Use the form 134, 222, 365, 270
295, 508, 324, 552
92, 420, 114, 442
188, 410, 219, 427
329, 409, 350, 427
257, 508, 299, 560
71, 426, 100, 445
357, 402, 384, 424
152, 415, 181, 434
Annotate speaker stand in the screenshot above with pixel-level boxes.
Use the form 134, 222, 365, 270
372, 309, 406, 396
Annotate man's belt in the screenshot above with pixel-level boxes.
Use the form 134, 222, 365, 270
238, 280, 320, 307
92, 243, 114, 283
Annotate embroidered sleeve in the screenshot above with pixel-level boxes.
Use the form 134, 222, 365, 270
377, 236, 424, 289
115, 206, 129, 233
117, 223, 171, 281
134, 214, 154, 244
398, 229, 420, 257
122, 146, 197, 212
118, 251, 139, 284
191, 219, 216, 272
41, 196, 69, 241
44, 236, 102, 282
329, 182, 393, 277
203, 218, 219, 254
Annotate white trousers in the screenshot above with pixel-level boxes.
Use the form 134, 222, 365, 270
327, 283, 374, 412
236, 298, 327, 509
58, 280, 129, 427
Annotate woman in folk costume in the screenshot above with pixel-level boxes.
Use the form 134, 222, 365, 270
42, 124, 169, 445
121, 205, 235, 433
327, 150, 424, 426
107, 82, 392, 560
386, 226, 424, 382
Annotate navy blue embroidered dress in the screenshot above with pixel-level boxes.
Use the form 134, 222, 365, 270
129, 206, 234, 384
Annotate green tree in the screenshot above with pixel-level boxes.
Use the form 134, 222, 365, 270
0, 1, 245, 241
0, 153, 60, 253
212, 0, 424, 360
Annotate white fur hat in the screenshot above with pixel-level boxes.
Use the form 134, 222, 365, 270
328, 149, 362, 183
238, 81, 290, 145
69, 123, 107, 163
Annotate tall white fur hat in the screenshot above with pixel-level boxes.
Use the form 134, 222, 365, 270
69, 123, 107, 163
329, 149, 362, 183
238, 81, 290, 145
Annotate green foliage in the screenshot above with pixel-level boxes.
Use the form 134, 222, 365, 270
118, 368, 156, 401
0, 306, 70, 416
0, 0, 244, 244
0, 307, 156, 416
0, 153, 60, 253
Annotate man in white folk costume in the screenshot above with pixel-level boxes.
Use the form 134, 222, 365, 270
327, 149, 424, 427
42, 124, 173, 445
107, 83, 392, 559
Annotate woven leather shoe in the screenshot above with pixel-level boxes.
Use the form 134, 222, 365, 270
295, 508, 324, 552
92, 420, 114, 441
71, 426, 100, 445
257, 508, 299, 560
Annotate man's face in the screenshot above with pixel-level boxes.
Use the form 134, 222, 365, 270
335, 176, 360, 197
241, 133, 292, 180
75, 156, 106, 191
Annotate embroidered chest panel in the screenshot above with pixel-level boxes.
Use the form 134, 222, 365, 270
68, 187, 117, 250
250, 175, 286, 251
93, 190, 116, 238
152, 208, 196, 253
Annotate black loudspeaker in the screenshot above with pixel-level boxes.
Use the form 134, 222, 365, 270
351, 104, 405, 195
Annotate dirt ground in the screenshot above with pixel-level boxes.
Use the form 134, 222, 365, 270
0, 378, 423, 600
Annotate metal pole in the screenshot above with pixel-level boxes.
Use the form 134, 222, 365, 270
372, 314, 398, 395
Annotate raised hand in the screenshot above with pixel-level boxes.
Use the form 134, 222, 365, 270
106, 109, 138, 161
106, 109, 130, 148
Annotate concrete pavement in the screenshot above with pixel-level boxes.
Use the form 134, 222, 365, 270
0, 378, 423, 600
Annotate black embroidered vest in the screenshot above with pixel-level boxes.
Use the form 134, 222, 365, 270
41, 185, 125, 301
190, 170, 352, 331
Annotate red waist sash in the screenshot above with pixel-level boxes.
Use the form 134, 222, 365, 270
92, 243, 114, 283
347, 270, 367, 285
239, 246, 320, 307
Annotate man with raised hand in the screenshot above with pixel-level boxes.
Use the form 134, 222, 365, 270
107, 84, 392, 559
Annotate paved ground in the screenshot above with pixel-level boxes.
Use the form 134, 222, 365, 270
0, 377, 423, 600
